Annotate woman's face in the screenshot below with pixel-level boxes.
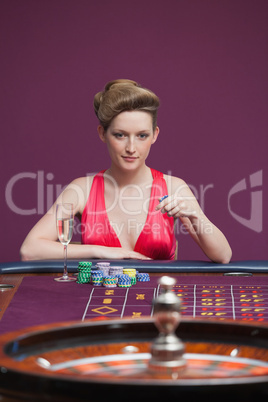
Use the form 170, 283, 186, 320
98, 111, 159, 171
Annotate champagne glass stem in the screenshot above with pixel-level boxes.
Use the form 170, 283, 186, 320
54, 203, 76, 282
63, 245, 68, 279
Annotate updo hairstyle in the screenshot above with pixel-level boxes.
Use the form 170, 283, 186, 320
94, 79, 160, 131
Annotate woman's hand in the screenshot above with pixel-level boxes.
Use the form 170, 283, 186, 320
155, 177, 232, 264
155, 194, 202, 221
98, 246, 151, 260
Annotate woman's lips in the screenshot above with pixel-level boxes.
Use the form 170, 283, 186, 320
122, 156, 138, 162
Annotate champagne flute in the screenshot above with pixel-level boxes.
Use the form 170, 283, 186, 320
55, 203, 76, 282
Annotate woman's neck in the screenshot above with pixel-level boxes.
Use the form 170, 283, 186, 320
105, 165, 152, 188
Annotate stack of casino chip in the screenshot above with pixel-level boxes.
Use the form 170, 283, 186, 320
123, 268, 136, 276
76, 261, 148, 287
91, 270, 103, 286
96, 262, 110, 276
117, 274, 131, 288
136, 273, 150, 282
76, 261, 92, 284
103, 275, 117, 288
123, 268, 137, 285
109, 266, 123, 277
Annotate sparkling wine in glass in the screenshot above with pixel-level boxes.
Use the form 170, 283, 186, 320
55, 203, 76, 282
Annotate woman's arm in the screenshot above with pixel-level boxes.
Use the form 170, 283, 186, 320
158, 176, 232, 264
20, 234, 150, 261
20, 177, 88, 260
20, 177, 149, 261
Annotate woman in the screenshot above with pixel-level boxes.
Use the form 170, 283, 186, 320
20, 79, 232, 263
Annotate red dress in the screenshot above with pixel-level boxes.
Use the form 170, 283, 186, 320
81, 169, 176, 260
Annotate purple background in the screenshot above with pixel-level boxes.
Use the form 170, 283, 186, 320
1, 0, 267, 262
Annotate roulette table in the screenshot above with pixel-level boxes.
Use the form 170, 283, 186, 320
0, 259, 268, 400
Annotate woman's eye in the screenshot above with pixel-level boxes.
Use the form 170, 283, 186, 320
113, 133, 124, 138
139, 133, 149, 139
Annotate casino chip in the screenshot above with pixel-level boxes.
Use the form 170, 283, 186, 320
109, 266, 124, 277
76, 261, 92, 284
91, 270, 103, 286
76, 262, 149, 287
96, 262, 110, 268
137, 273, 150, 282
123, 269, 136, 277
117, 274, 132, 288
159, 195, 168, 202
103, 275, 117, 288
96, 262, 110, 276
78, 262, 92, 269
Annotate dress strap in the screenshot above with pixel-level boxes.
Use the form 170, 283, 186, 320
150, 168, 163, 179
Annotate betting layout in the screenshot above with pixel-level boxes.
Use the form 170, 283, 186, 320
174, 283, 268, 321
82, 279, 268, 322
76, 262, 268, 322
82, 285, 157, 320
1, 275, 268, 338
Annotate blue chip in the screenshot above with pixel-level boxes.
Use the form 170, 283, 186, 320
118, 278, 131, 284
137, 273, 150, 282
159, 195, 168, 202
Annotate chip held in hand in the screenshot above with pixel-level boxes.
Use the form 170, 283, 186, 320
159, 195, 168, 203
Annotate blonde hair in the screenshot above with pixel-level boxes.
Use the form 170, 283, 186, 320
94, 79, 160, 131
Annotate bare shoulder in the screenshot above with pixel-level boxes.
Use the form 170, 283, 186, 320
163, 174, 192, 196
61, 175, 95, 214
70, 176, 94, 191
